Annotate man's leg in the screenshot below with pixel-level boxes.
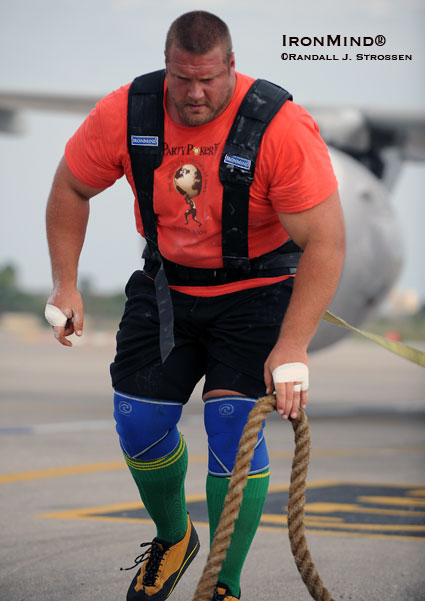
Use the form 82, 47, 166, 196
113, 388, 200, 601
110, 270, 206, 600
113, 348, 205, 545
199, 281, 295, 599
203, 391, 270, 599
114, 390, 188, 543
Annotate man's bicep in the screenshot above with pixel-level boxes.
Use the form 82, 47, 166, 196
277, 189, 345, 249
53, 156, 106, 200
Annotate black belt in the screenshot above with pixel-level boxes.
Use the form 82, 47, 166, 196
143, 240, 302, 363
144, 241, 301, 285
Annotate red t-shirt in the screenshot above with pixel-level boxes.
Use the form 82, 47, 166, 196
65, 73, 337, 296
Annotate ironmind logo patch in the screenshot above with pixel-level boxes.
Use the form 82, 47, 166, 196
223, 154, 252, 171
131, 135, 159, 147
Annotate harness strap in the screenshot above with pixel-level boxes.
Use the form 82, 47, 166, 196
143, 240, 300, 285
127, 70, 174, 361
127, 69, 165, 252
220, 79, 292, 270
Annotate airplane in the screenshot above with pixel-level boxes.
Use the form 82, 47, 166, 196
1, 89, 424, 350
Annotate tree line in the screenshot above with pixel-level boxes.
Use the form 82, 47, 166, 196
0, 264, 125, 320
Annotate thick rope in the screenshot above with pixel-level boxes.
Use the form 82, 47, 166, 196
191, 394, 335, 601
287, 402, 334, 601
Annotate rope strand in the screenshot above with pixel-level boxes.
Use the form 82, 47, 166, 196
287, 404, 334, 601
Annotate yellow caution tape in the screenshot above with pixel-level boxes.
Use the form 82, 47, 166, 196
323, 311, 425, 368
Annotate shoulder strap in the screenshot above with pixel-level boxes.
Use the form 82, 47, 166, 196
220, 79, 292, 270
127, 69, 165, 252
128, 70, 177, 362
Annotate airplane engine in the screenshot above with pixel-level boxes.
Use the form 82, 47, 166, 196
310, 147, 403, 350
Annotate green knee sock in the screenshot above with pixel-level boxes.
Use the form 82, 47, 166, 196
206, 470, 270, 597
125, 434, 188, 544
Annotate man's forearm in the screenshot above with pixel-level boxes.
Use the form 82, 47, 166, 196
278, 236, 345, 350
46, 177, 90, 288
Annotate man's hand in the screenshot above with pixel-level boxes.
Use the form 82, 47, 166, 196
264, 342, 309, 420
45, 287, 84, 347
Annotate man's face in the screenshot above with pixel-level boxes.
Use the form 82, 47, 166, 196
165, 44, 236, 127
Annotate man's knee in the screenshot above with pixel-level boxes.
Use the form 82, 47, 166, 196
113, 390, 183, 460
204, 395, 269, 476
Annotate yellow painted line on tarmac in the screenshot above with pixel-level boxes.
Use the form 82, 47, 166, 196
358, 496, 425, 508
3, 445, 425, 485
261, 514, 345, 525
262, 515, 412, 530
304, 502, 425, 517
40, 501, 148, 522
307, 522, 425, 533
37, 493, 209, 523
260, 515, 425, 533
258, 526, 425, 542
408, 489, 425, 497
304, 515, 344, 523
0, 461, 126, 484
261, 513, 288, 525
263, 502, 425, 522
0, 453, 204, 484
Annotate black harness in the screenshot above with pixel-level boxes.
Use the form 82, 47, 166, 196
127, 69, 301, 361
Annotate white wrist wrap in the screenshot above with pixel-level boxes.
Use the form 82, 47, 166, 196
272, 362, 309, 392
44, 304, 68, 327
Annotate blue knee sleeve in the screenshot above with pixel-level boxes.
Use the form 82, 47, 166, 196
113, 391, 183, 460
204, 396, 269, 477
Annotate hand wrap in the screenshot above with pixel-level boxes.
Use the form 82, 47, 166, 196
272, 362, 309, 392
44, 304, 68, 327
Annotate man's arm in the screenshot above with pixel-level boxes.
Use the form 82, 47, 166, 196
264, 189, 346, 419
46, 157, 105, 346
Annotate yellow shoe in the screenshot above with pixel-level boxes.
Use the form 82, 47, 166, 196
125, 515, 199, 600
212, 582, 241, 600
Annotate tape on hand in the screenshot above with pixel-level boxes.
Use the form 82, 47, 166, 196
272, 362, 309, 391
44, 304, 68, 328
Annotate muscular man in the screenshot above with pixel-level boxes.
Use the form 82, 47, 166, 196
45, 11, 345, 601
184, 197, 202, 226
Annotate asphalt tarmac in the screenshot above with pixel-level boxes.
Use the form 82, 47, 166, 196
1, 326, 424, 601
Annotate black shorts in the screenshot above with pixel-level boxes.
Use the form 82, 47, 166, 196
110, 271, 293, 403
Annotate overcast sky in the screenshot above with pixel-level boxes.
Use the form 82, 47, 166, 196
0, 0, 424, 301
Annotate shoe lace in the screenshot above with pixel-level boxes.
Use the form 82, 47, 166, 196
142, 542, 167, 586
120, 540, 167, 586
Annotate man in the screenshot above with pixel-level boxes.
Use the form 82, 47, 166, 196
45, 10, 345, 601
